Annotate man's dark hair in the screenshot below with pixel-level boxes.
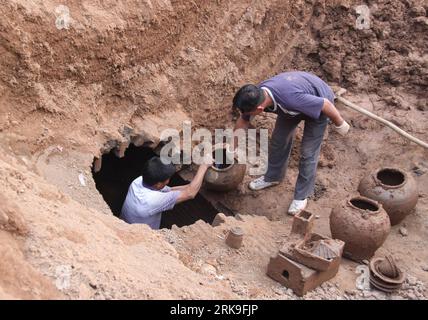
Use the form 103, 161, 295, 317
142, 156, 176, 186
232, 84, 265, 113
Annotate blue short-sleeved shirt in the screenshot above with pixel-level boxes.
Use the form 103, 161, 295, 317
242, 71, 335, 121
120, 176, 180, 229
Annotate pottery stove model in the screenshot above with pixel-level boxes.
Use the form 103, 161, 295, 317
267, 211, 345, 296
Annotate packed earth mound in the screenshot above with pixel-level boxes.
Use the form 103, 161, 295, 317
0, 0, 427, 299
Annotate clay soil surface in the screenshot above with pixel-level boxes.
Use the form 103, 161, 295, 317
0, 0, 427, 299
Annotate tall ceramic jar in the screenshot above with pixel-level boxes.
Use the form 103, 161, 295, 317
358, 167, 418, 225
204, 147, 246, 192
330, 196, 391, 261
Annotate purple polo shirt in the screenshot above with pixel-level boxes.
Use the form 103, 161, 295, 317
242, 71, 335, 120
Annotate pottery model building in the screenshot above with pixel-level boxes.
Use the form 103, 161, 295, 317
267, 211, 345, 296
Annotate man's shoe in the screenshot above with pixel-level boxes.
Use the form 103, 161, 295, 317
248, 176, 279, 191
287, 199, 308, 216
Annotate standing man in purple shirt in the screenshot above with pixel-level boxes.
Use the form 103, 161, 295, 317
232, 71, 350, 215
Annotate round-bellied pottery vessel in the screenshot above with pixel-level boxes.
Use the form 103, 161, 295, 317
358, 167, 418, 225
330, 196, 391, 261
204, 147, 246, 192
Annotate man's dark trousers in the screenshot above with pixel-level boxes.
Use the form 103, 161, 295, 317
264, 111, 328, 200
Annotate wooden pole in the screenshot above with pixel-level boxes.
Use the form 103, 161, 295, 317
335, 96, 428, 149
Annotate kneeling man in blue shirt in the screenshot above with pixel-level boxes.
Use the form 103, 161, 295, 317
120, 156, 210, 229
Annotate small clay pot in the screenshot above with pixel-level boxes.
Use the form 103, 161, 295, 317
204, 148, 246, 192
330, 196, 391, 261
358, 167, 418, 225
225, 227, 244, 249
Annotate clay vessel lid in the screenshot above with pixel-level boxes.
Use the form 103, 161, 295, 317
230, 226, 244, 236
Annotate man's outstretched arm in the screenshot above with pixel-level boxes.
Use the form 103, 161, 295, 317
175, 163, 210, 203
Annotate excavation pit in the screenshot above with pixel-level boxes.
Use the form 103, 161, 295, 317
92, 144, 220, 229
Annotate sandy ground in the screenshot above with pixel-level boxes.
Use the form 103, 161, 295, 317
0, 0, 427, 299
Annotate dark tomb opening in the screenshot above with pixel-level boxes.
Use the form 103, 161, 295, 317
92, 144, 219, 229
